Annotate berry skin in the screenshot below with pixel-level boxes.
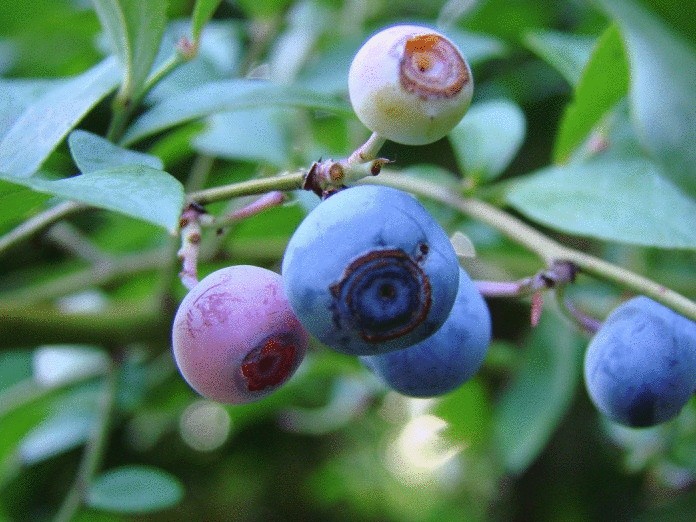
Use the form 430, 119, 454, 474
584, 296, 696, 428
171, 266, 309, 404
282, 185, 460, 356
348, 24, 473, 146
360, 267, 491, 397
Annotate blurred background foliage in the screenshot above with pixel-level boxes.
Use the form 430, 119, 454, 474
0, 0, 695, 520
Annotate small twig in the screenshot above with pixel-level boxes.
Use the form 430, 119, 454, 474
53, 362, 118, 522
302, 157, 390, 198
213, 191, 287, 227
187, 171, 305, 205
476, 262, 577, 327
45, 222, 113, 265
177, 204, 206, 290
476, 261, 577, 298
0, 201, 84, 256
0, 247, 169, 305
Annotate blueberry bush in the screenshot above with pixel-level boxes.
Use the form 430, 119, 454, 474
1, 1, 695, 520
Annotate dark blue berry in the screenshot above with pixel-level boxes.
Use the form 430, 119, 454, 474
360, 267, 491, 397
282, 185, 459, 355
584, 296, 696, 428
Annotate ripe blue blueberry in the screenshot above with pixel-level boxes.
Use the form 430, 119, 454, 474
584, 296, 696, 428
360, 267, 491, 397
282, 185, 460, 355
172, 266, 309, 404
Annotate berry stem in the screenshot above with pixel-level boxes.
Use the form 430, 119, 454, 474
347, 132, 388, 164
210, 191, 287, 228
555, 290, 603, 335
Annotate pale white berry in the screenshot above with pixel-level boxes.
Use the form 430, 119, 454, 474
348, 24, 473, 146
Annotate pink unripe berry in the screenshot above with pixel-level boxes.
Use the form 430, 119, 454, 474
172, 265, 309, 404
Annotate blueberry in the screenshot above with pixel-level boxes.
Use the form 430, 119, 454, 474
282, 185, 460, 355
584, 296, 696, 428
360, 267, 491, 397
171, 266, 309, 404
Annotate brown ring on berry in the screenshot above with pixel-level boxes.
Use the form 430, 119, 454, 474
329, 248, 432, 343
399, 33, 469, 99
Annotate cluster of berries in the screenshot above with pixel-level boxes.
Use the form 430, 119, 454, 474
170, 24, 696, 429
172, 183, 492, 404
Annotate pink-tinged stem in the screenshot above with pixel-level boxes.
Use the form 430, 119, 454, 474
475, 280, 529, 297
225, 191, 286, 222
177, 205, 204, 290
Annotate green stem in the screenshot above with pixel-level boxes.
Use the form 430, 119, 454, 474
54, 364, 118, 522
107, 52, 185, 143
362, 174, 696, 322
0, 201, 84, 256
187, 171, 305, 205
0, 302, 169, 351
0, 248, 169, 305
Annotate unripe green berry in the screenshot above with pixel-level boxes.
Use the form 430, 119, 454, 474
348, 24, 473, 146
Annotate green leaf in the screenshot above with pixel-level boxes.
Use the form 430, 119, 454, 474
433, 380, 491, 447
0, 58, 120, 178
19, 413, 94, 465
191, 0, 223, 41
235, 0, 293, 18
0, 165, 185, 233
506, 158, 696, 249
524, 30, 596, 86
192, 108, 291, 167
0, 181, 49, 234
92, 0, 169, 99
0, 79, 64, 142
449, 99, 526, 181
68, 130, 163, 173
87, 465, 184, 514
597, 0, 696, 198
493, 313, 584, 474
121, 79, 352, 145
554, 25, 629, 163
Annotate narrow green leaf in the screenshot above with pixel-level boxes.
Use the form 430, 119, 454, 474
449, 99, 526, 181
121, 79, 352, 145
493, 313, 584, 474
0, 165, 185, 233
506, 158, 696, 249
0, 58, 120, 178
19, 413, 94, 465
597, 0, 696, 198
524, 30, 596, 86
87, 465, 184, 514
191, 0, 223, 41
68, 130, 163, 173
92, 0, 169, 99
554, 25, 629, 163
